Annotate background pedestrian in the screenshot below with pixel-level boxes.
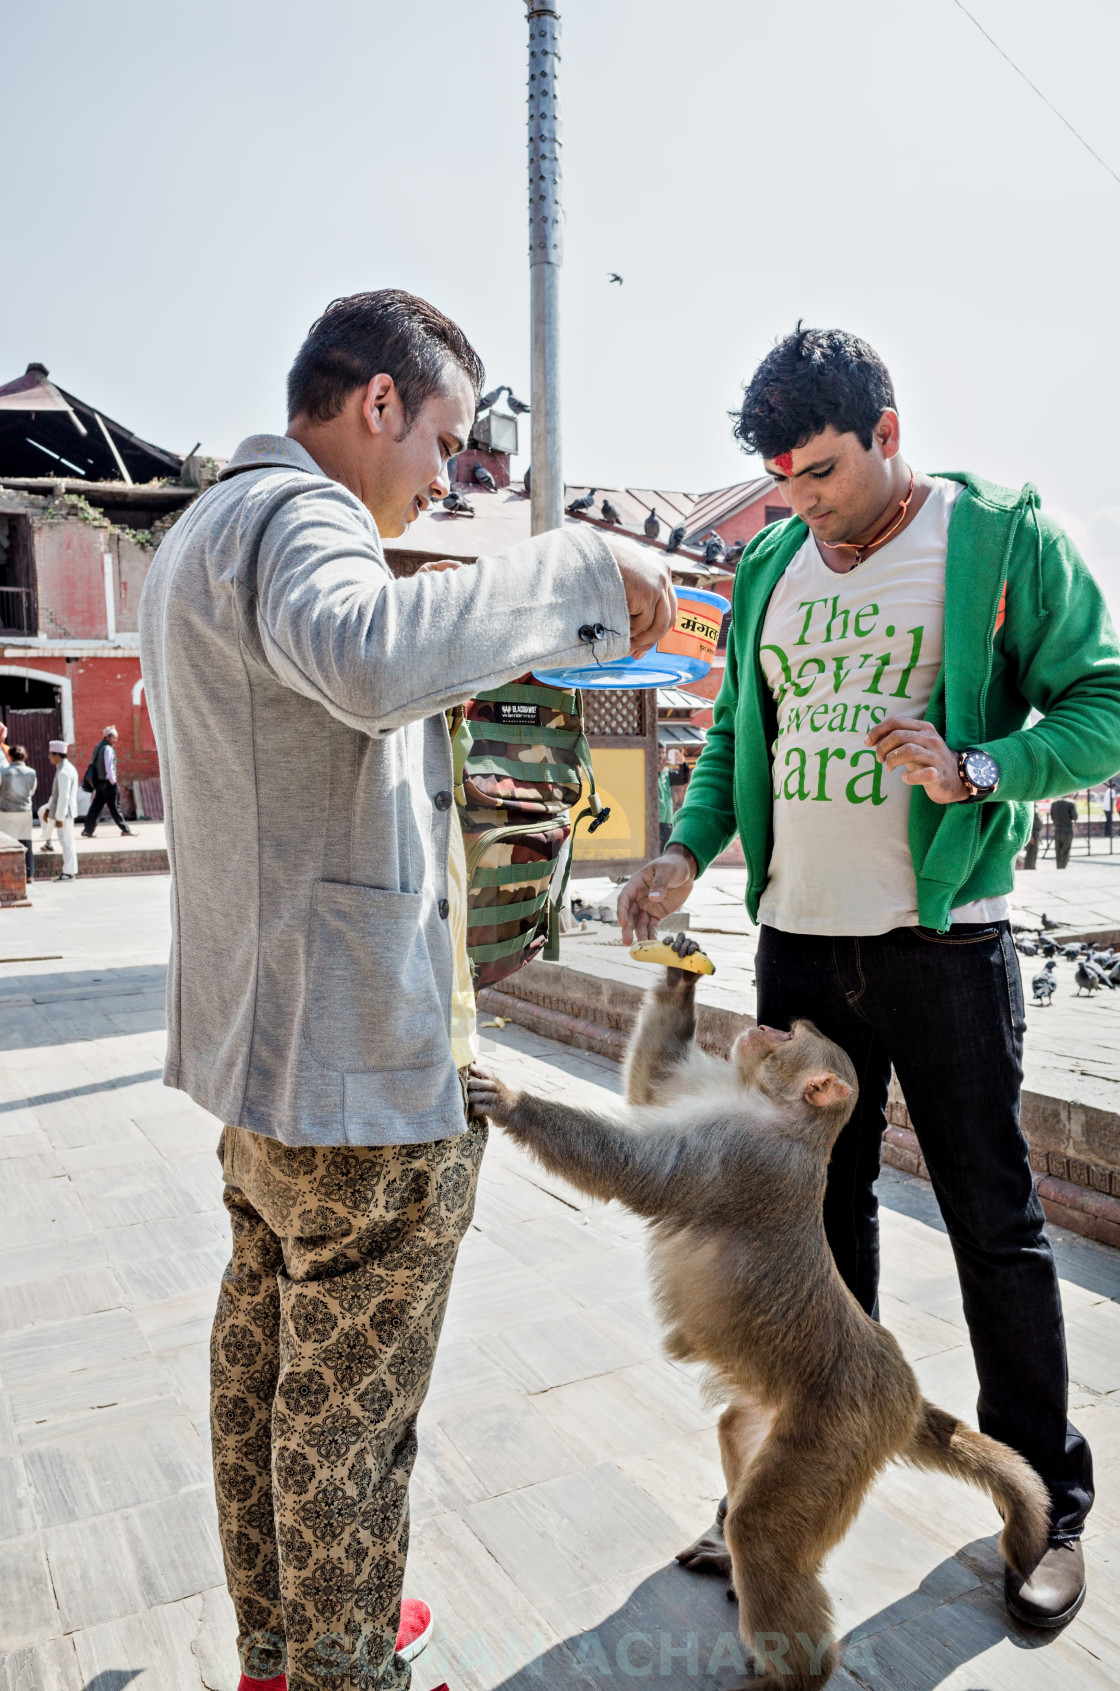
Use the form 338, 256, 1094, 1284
82, 726, 137, 838
40, 740, 79, 879
0, 745, 37, 880
1051, 795, 1078, 869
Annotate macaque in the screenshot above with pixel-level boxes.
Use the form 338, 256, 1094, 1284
468, 948, 1049, 1690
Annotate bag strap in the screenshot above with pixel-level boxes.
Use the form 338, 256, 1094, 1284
547, 693, 612, 950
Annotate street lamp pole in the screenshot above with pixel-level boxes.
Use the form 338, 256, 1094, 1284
526, 0, 563, 535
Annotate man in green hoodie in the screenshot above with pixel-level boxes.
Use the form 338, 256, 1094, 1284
619, 326, 1120, 1629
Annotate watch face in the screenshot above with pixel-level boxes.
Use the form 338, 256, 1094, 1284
964, 749, 1000, 790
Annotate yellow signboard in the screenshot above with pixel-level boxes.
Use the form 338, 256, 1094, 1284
573, 747, 649, 862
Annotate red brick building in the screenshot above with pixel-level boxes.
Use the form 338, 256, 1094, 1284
0, 363, 197, 810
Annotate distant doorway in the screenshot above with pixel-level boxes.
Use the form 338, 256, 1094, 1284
0, 674, 63, 819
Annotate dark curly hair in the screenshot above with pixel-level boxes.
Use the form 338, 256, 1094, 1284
733, 324, 896, 461
287, 289, 484, 427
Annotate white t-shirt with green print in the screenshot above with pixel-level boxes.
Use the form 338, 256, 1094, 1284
758, 476, 1009, 936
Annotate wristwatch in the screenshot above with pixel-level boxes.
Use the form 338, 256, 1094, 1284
957, 748, 1000, 802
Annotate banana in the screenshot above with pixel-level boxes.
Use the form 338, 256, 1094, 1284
629, 939, 715, 975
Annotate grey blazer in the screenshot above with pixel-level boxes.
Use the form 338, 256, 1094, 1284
138, 436, 628, 1147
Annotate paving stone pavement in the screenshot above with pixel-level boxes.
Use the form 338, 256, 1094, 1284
0, 876, 1118, 1690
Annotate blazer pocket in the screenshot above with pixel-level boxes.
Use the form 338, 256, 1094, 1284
307, 880, 445, 1073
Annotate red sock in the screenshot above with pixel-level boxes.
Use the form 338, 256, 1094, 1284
238, 1676, 286, 1691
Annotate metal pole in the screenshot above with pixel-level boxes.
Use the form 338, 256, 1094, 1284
527, 0, 563, 536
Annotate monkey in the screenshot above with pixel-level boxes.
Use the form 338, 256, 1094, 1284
467, 947, 1050, 1690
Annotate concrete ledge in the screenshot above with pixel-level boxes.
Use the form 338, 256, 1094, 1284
481, 957, 1120, 1253
34, 848, 169, 880
477, 958, 754, 1065
882, 1121, 1120, 1249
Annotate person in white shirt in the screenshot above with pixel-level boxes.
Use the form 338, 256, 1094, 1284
40, 740, 79, 879
81, 725, 137, 838
620, 325, 1120, 1629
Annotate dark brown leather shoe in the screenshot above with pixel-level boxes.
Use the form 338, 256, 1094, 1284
1005, 1538, 1086, 1629
676, 1496, 731, 1578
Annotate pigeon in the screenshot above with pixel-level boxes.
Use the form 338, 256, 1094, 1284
666, 525, 685, 553
724, 539, 746, 566
472, 463, 497, 492
608, 273, 623, 285
1016, 939, 1039, 957
1061, 943, 1084, 962
601, 498, 623, 524
1041, 913, 1060, 931
1109, 960, 1120, 987
704, 534, 725, 564
1039, 939, 1057, 958
644, 508, 660, 540
1032, 961, 1057, 1005
1076, 958, 1106, 995
566, 488, 596, 516
1091, 948, 1116, 966
505, 390, 531, 415
477, 385, 506, 411
442, 488, 474, 516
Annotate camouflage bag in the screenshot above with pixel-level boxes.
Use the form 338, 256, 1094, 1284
453, 680, 608, 988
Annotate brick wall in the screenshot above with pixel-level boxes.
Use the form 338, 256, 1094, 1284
32, 518, 108, 640
69, 655, 157, 791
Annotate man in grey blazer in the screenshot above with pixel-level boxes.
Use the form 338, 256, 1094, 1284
139, 289, 673, 1691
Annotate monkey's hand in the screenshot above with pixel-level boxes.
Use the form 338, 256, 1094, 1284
467, 1064, 521, 1125
665, 932, 706, 993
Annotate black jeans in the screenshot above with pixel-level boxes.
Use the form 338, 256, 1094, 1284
84, 779, 127, 833
755, 921, 1093, 1538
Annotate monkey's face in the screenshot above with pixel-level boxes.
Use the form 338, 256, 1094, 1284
732, 1020, 857, 1134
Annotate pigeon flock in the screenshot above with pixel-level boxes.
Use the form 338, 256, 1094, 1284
1013, 916, 1120, 1003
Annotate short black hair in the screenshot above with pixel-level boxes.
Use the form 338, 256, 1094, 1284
287, 289, 485, 426
10, 746, 26, 762
733, 324, 896, 460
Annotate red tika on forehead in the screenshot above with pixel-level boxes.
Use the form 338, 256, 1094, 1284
774, 451, 794, 474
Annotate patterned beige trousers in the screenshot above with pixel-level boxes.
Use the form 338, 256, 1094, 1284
211, 1104, 486, 1690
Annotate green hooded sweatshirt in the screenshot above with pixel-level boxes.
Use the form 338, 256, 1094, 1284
669, 472, 1120, 932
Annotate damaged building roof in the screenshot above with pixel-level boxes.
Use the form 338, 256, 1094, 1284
0, 363, 184, 484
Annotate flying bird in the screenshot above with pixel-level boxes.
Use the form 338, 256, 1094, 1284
666, 525, 685, 553
600, 498, 623, 525
1032, 961, 1057, 1005
566, 488, 596, 515
608, 273, 623, 285
644, 508, 660, 540
443, 488, 474, 516
472, 463, 497, 492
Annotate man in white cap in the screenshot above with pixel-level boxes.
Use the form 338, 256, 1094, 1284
40, 741, 80, 879
81, 724, 137, 837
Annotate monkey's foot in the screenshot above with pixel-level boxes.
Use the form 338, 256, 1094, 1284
675, 1498, 731, 1577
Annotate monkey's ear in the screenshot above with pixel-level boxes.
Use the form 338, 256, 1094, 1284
803, 1071, 852, 1109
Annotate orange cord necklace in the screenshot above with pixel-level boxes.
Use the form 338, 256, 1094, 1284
819, 469, 916, 566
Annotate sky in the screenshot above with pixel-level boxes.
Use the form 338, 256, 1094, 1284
5, 0, 1120, 615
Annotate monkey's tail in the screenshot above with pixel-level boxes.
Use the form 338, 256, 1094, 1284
903, 1400, 1049, 1577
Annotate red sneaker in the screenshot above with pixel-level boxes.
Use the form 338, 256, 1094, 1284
238, 1677, 285, 1691
396, 1597, 433, 1662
